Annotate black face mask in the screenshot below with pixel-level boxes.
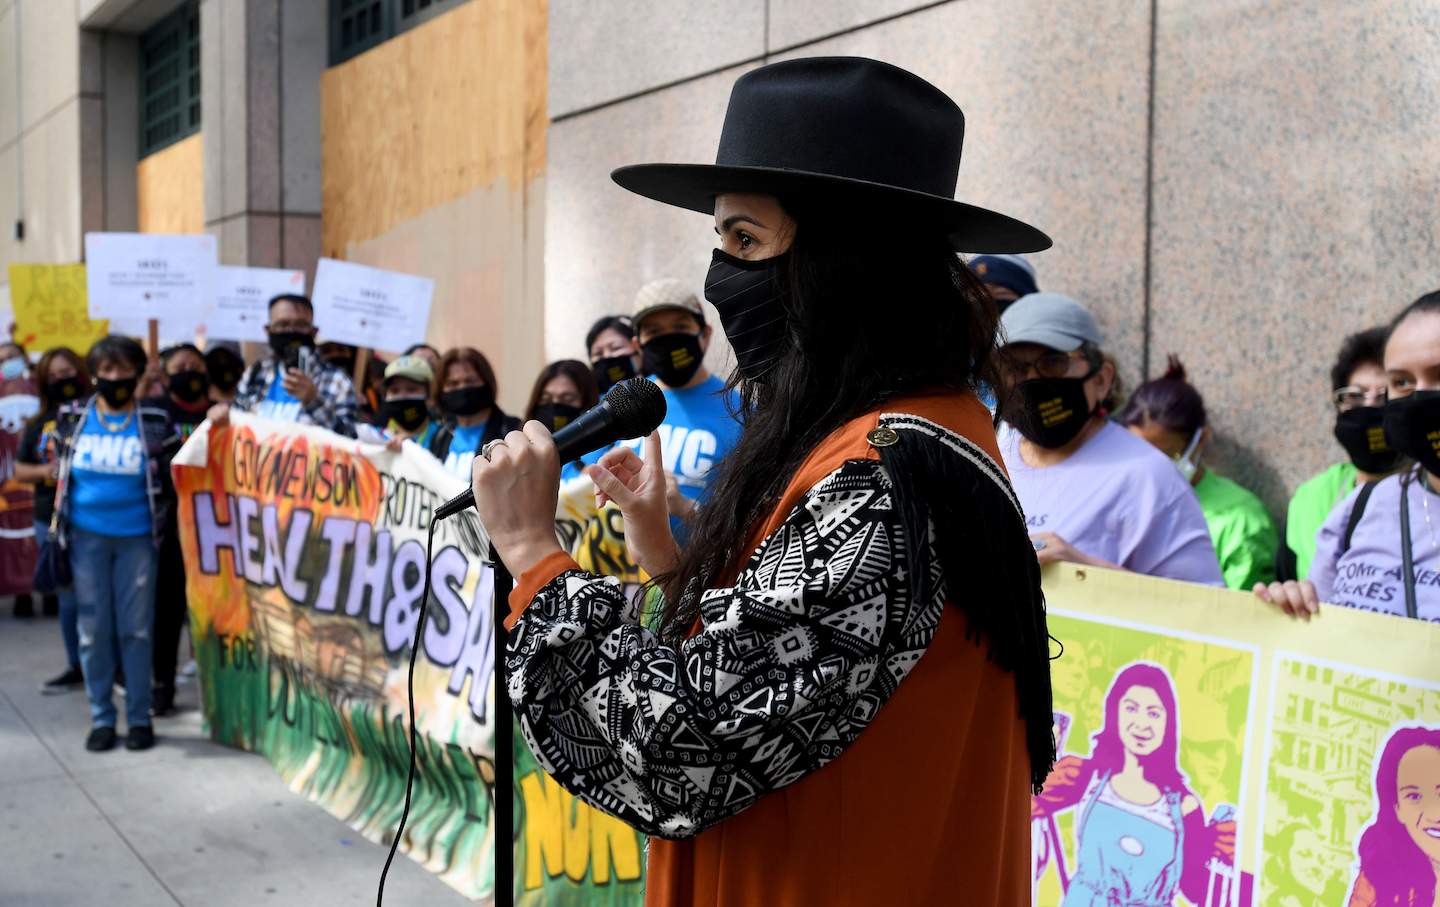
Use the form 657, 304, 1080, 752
442, 385, 495, 417
95, 377, 137, 409
326, 356, 356, 377
207, 359, 242, 392
704, 248, 790, 382
592, 356, 637, 393
268, 331, 313, 367
168, 370, 210, 404
532, 402, 583, 434
382, 397, 431, 432
46, 377, 84, 406
641, 333, 705, 387
1009, 372, 1098, 448
1384, 390, 1440, 475
1335, 406, 1402, 474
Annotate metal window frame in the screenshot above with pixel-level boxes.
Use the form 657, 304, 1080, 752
329, 0, 471, 66
139, 0, 201, 159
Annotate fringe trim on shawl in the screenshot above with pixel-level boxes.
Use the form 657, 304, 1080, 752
876, 414, 1057, 793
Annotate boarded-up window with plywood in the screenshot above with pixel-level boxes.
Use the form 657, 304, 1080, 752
140, 0, 201, 158
330, 0, 472, 66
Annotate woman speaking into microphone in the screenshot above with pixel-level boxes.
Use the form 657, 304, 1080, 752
473, 57, 1055, 906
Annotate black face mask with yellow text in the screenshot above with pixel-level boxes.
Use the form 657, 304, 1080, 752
1384, 390, 1440, 476
382, 397, 430, 433
1335, 406, 1401, 474
641, 333, 704, 387
1009, 374, 1097, 448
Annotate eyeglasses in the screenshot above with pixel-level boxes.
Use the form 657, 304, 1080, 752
270, 320, 313, 333
1004, 349, 1087, 382
1333, 386, 1387, 411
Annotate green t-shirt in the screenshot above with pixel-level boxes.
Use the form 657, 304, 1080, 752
1194, 469, 1279, 590
1285, 462, 1358, 581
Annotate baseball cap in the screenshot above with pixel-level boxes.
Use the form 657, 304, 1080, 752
631, 278, 705, 329
383, 354, 434, 387
1000, 293, 1103, 353
969, 254, 1038, 298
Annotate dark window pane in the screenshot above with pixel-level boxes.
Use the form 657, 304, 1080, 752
370, 4, 381, 33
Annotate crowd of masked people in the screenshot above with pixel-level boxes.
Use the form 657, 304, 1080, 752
11, 252, 1436, 753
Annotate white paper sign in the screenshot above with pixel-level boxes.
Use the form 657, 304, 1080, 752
309, 258, 433, 351
205, 266, 307, 342
84, 232, 218, 323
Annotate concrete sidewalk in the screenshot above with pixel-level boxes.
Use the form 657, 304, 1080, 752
0, 607, 474, 906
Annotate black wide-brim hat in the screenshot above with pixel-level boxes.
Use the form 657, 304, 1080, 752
612, 57, 1051, 254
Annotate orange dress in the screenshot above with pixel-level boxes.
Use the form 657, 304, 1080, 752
509, 391, 1039, 907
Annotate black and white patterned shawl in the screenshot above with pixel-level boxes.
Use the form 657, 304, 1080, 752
505, 413, 1053, 839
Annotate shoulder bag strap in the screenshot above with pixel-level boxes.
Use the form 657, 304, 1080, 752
1400, 477, 1419, 619
1343, 480, 1378, 554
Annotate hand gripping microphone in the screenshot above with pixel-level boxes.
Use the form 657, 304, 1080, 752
433, 376, 668, 520
377, 377, 666, 905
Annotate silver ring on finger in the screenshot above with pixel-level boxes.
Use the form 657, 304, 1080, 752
481, 439, 505, 461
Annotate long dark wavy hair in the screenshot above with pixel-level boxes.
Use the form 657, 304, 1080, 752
653, 194, 1007, 642
1355, 725, 1440, 907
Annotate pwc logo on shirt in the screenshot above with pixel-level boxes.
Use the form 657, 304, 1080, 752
72, 433, 143, 475
622, 424, 719, 488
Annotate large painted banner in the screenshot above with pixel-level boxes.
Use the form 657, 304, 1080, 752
173, 411, 1440, 907
1034, 564, 1440, 907
172, 413, 496, 901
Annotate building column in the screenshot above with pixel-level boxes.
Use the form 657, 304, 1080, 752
202, 0, 323, 284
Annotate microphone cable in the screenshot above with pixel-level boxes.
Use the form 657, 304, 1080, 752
377, 520, 436, 906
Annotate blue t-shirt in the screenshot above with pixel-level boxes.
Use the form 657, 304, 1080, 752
443, 421, 488, 482
256, 364, 303, 422
67, 410, 151, 538
618, 374, 741, 528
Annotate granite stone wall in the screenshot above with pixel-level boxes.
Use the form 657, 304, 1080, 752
545, 0, 1440, 515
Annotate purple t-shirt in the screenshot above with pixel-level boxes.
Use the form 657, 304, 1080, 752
1307, 473, 1440, 622
1000, 421, 1224, 586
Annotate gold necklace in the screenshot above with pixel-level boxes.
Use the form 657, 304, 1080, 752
94, 405, 135, 433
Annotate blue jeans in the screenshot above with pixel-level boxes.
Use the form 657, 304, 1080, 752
36, 518, 80, 668
72, 527, 158, 728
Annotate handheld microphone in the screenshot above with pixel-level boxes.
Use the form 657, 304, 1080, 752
433, 377, 668, 520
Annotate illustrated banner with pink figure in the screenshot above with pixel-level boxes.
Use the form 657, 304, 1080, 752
1034, 564, 1440, 907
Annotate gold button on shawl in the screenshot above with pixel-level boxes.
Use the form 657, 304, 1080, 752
866, 427, 899, 448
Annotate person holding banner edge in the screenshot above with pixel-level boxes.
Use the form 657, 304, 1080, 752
1257, 289, 1440, 622
472, 57, 1055, 906
207, 294, 359, 437
149, 344, 213, 716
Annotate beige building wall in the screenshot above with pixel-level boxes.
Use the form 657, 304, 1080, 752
0, 0, 87, 316
320, 0, 547, 415
545, 0, 1440, 515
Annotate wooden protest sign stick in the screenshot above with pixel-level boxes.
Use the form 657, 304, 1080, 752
148, 319, 160, 358
353, 347, 372, 400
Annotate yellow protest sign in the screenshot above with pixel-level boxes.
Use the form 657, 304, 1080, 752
8, 264, 109, 355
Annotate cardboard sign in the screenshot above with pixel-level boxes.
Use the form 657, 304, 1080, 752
309, 257, 433, 352
8, 264, 109, 355
204, 266, 307, 342
83, 232, 217, 323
